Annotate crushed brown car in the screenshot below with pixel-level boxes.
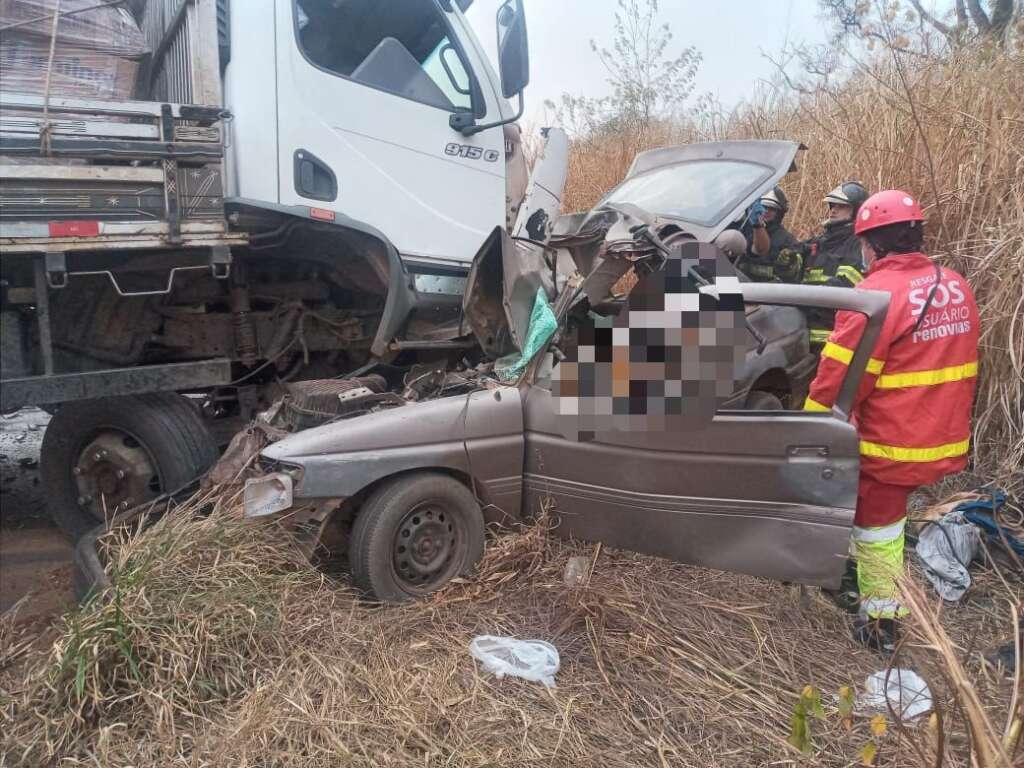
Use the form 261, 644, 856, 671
243, 140, 891, 602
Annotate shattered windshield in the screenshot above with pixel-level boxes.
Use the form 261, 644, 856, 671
600, 160, 774, 227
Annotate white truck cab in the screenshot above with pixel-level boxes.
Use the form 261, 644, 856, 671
226, 0, 529, 269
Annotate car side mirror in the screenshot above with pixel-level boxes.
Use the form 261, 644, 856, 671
496, 0, 529, 99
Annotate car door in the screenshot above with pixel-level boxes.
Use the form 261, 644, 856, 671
274, 0, 507, 266
521, 282, 890, 588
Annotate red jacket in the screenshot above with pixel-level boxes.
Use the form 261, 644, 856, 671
805, 252, 979, 486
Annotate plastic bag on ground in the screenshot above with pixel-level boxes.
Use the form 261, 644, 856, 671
859, 668, 932, 721
469, 635, 560, 688
915, 510, 981, 601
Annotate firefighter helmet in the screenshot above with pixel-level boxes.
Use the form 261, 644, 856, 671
823, 181, 869, 213
714, 229, 748, 261
855, 189, 925, 235
759, 185, 790, 213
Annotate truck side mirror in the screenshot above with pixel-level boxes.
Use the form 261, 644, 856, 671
496, 0, 529, 99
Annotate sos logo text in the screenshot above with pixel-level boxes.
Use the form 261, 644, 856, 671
910, 278, 972, 343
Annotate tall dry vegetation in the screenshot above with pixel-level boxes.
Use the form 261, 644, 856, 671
561, 47, 1024, 488
4, 495, 1018, 766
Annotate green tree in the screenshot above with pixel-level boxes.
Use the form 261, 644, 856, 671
545, 0, 701, 134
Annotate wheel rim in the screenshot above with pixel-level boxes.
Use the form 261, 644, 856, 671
72, 429, 162, 522
392, 501, 462, 594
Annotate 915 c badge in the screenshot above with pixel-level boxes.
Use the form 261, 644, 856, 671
445, 142, 500, 162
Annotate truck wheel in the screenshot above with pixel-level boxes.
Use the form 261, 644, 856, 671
745, 390, 784, 411
349, 472, 485, 603
40, 394, 219, 540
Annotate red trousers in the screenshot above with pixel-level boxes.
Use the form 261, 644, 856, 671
855, 475, 915, 528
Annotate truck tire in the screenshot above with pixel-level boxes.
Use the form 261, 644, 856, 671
40, 393, 219, 540
745, 390, 785, 411
349, 472, 485, 603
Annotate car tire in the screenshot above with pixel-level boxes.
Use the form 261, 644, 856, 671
40, 394, 219, 540
745, 390, 785, 410
348, 472, 485, 603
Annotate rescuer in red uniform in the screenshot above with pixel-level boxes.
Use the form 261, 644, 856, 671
804, 190, 979, 651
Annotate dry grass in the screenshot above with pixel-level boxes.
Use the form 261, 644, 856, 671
2, 490, 1019, 767
561, 49, 1024, 490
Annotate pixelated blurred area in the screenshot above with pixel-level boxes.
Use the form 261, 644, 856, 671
553, 242, 748, 438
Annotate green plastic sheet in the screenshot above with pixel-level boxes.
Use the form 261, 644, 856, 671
494, 288, 557, 382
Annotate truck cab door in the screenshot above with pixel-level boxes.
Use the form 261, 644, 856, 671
274, 0, 507, 268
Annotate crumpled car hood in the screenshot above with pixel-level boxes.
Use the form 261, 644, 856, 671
463, 140, 802, 357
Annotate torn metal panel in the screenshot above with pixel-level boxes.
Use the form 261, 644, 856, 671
512, 126, 569, 243
462, 226, 573, 358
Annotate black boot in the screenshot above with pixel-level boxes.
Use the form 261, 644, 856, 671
853, 617, 898, 654
823, 558, 860, 614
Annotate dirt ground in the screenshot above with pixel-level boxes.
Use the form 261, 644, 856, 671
0, 409, 75, 624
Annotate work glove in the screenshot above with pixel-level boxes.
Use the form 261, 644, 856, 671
774, 248, 803, 283
746, 201, 766, 227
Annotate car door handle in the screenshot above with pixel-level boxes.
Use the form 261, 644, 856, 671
788, 445, 830, 459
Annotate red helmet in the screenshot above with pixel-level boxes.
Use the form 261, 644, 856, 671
854, 189, 925, 235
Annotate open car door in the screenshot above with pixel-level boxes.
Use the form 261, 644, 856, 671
522, 283, 890, 588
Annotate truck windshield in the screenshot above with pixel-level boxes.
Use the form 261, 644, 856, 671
601, 160, 773, 227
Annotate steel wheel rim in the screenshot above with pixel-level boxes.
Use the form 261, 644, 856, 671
72, 426, 163, 522
392, 500, 462, 594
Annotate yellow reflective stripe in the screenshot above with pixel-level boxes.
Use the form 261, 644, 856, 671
860, 597, 908, 619
803, 397, 830, 412
822, 341, 854, 365
821, 342, 884, 374
835, 265, 864, 285
853, 519, 906, 543
876, 361, 978, 389
860, 438, 970, 463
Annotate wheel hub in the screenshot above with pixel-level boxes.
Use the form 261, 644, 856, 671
393, 504, 457, 589
73, 431, 159, 521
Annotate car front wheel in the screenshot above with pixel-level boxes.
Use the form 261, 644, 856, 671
348, 472, 485, 602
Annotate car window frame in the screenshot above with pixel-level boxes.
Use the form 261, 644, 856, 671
290, 0, 487, 118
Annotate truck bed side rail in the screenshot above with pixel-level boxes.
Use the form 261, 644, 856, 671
142, 0, 223, 107
0, 92, 235, 250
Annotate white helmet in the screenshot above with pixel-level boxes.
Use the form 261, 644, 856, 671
823, 181, 869, 212
714, 229, 748, 261
759, 186, 789, 212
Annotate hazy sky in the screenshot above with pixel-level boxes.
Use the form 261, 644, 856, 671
466, 0, 833, 126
